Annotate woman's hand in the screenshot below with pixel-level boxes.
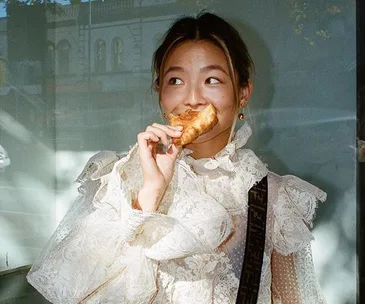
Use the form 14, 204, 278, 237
137, 123, 182, 211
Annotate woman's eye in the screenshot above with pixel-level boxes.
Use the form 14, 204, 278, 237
169, 78, 183, 85
206, 77, 220, 84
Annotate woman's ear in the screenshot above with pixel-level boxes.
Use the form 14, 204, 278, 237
153, 78, 160, 92
239, 80, 253, 108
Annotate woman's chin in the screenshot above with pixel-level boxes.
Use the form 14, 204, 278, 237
188, 132, 218, 145
191, 132, 213, 144
189, 127, 232, 145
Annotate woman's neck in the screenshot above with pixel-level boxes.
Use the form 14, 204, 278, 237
185, 128, 232, 159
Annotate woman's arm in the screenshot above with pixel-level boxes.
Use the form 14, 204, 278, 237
271, 250, 301, 304
127, 123, 232, 259
136, 123, 182, 211
270, 174, 327, 303
141, 205, 232, 260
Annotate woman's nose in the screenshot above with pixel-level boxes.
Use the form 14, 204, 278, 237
183, 86, 207, 109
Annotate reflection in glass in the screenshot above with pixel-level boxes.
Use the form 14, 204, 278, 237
111, 37, 123, 72
57, 39, 71, 75
0, 144, 10, 169
0, 1, 356, 303
47, 42, 55, 75
95, 39, 106, 73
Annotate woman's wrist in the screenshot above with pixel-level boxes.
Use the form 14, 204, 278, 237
137, 185, 166, 212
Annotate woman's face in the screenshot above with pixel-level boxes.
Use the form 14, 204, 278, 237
160, 40, 245, 144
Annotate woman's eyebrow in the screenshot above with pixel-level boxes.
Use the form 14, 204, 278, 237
201, 65, 229, 75
164, 66, 184, 77
164, 65, 229, 77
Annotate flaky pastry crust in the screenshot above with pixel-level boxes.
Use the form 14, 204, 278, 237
168, 104, 218, 146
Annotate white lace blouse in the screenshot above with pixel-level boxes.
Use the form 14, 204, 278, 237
27, 122, 327, 304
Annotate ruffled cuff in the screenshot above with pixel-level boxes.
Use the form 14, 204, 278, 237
94, 145, 164, 242
123, 206, 164, 242
272, 175, 327, 255
74, 146, 161, 242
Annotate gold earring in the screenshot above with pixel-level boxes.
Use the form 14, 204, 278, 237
238, 108, 245, 120
238, 104, 245, 120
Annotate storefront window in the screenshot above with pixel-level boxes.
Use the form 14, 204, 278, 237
0, 1, 358, 303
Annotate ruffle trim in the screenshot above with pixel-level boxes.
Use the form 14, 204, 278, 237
180, 122, 260, 174
272, 175, 327, 255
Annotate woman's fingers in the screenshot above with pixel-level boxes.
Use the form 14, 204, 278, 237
137, 131, 159, 158
152, 123, 183, 135
146, 124, 182, 146
137, 124, 182, 159
136, 124, 183, 194
137, 131, 159, 147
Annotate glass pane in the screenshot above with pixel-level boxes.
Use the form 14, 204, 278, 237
0, 1, 356, 304
0, 0, 56, 274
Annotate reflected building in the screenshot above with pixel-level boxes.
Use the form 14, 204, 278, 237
0, 0, 190, 151
45, 0, 187, 151
0, 3, 49, 150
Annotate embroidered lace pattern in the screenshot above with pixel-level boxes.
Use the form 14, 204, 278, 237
27, 122, 327, 304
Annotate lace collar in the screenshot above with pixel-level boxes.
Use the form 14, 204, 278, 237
180, 122, 254, 173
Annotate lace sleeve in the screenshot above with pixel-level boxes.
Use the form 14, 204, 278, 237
271, 250, 301, 303
26, 148, 162, 304
26, 148, 233, 304
270, 174, 327, 303
26, 150, 125, 303
113, 151, 233, 260
141, 198, 233, 260
271, 247, 327, 304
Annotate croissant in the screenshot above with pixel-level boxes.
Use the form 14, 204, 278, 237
168, 104, 218, 146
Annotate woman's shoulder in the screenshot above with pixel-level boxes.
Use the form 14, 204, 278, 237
76, 151, 121, 184
76, 145, 137, 186
267, 171, 327, 255
267, 172, 327, 223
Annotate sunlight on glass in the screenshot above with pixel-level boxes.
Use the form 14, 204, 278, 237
55, 150, 97, 222
312, 186, 357, 304
0, 110, 32, 143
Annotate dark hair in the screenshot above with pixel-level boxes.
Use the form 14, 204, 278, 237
152, 12, 254, 108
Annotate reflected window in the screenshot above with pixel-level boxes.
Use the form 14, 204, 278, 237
111, 37, 123, 72
47, 42, 55, 75
95, 39, 106, 73
57, 39, 71, 75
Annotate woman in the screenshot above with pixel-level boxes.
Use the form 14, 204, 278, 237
27, 12, 326, 303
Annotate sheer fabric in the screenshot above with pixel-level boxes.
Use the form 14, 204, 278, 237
27, 122, 327, 303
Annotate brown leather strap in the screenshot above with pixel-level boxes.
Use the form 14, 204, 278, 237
236, 175, 268, 304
